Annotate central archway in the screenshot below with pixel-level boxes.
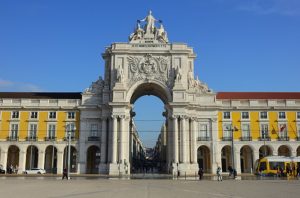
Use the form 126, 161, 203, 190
129, 82, 170, 174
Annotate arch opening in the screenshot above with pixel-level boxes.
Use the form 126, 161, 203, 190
26, 145, 39, 170
259, 145, 273, 158
197, 146, 211, 173
86, 145, 100, 174
7, 145, 19, 174
278, 145, 291, 157
130, 90, 167, 174
240, 145, 253, 173
63, 146, 77, 173
44, 146, 58, 173
221, 146, 232, 172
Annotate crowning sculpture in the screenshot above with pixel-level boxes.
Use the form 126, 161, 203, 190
129, 10, 168, 43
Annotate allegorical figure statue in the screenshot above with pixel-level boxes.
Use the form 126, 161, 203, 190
139, 10, 157, 34
116, 65, 124, 82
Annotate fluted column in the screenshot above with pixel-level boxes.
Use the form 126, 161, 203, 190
100, 118, 107, 163
191, 118, 197, 163
111, 115, 118, 163
180, 116, 187, 163
173, 116, 179, 163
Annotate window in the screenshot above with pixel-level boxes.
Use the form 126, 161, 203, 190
48, 124, 56, 139
223, 124, 232, 138
260, 112, 268, 119
11, 111, 19, 119
223, 112, 230, 119
90, 124, 98, 137
49, 111, 56, 119
66, 123, 76, 138
242, 124, 250, 137
297, 112, 300, 119
198, 124, 208, 138
29, 124, 37, 138
30, 112, 38, 119
278, 123, 287, 138
68, 112, 75, 119
278, 112, 286, 119
260, 124, 269, 138
241, 112, 249, 119
11, 124, 19, 138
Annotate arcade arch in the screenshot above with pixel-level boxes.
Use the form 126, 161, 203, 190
7, 145, 19, 169
197, 145, 211, 173
221, 145, 232, 172
44, 145, 57, 173
26, 145, 39, 170
63, 146, 77, 173
240, 145, 253, 173
86, 145, 100, 174
278, 145, 291, 157
259, 145, 273, 158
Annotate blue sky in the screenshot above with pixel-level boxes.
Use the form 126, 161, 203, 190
1, 0, 300, 147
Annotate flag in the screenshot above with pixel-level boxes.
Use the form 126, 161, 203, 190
280, 124, 286, 132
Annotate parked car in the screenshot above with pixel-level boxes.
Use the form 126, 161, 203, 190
0, 168, 5, 174
23, 168, 46, 174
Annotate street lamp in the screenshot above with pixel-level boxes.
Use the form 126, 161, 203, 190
231, 125, 238, 178
67, 125, 76, 180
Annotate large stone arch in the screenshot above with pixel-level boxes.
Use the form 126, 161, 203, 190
126, 80, 172, 104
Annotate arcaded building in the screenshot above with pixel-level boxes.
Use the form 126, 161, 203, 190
0, 12, 299, 175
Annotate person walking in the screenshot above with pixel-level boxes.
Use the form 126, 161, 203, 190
198, 168, 204, 180
217, 166, 222, 181
62, 168, 68, 180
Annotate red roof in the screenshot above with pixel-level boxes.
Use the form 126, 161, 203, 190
216, 92, 300, 100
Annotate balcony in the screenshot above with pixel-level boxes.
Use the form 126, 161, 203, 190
7, 136, 19, 141
197, 137, 211, 141
63, 137, 76, 141
222, 137, 232, 141
26, 136, 37, 141
44, 137, 57, 141
277, 137, 290, 141
259, 136, 271, 141
240, 136, 252, 141
88, 136, 101, 141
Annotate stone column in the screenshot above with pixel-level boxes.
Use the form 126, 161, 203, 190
173, 116, 179, 163
111, 115, 118, 163
38, 150, 45, 170
119, 116, 125, 163
191, 118, 197, 163
18, 150, 26, 173
100, 118, 107, 163
180, 116, 187, 163
210, 118, 219, 174
56, 151, 64, 174
167, 117, 173, 167
273, 150, 278, 156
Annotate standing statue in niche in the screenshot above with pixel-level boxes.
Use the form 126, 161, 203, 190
175, 66, 182, 83
188, 69, 195, 88
116, 65, 124, 82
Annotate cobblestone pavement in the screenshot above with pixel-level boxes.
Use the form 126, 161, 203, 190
0, 177, 299, 198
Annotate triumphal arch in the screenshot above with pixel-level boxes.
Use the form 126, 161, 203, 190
79, 11, 218, 176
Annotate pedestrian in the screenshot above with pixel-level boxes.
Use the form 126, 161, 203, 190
217, 166, 222, 181
198, 168, 204, 180
62, 168, 68, 180
297, 165, 300, 178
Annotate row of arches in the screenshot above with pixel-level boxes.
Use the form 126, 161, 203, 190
2, 145, 100, 174
197, 145, 300, 173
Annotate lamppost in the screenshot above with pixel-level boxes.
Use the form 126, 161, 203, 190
231, 125, 238, 178
67, 125, 76, 180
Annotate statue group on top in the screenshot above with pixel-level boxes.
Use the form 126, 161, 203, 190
129, 11, 168, 43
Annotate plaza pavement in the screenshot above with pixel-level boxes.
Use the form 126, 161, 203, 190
0, 176, 299, 198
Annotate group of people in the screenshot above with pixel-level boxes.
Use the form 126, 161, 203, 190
198, 166, 236, 181
276, 165, 300, 177
6, 164, 18, 174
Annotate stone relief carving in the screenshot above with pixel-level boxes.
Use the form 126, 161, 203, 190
84, 76, 104, 94
187, 69, 211, 93
127, 54, 170, 88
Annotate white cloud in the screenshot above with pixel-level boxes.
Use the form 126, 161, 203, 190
236, 0, 300, 16
0, 78, 43, 92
